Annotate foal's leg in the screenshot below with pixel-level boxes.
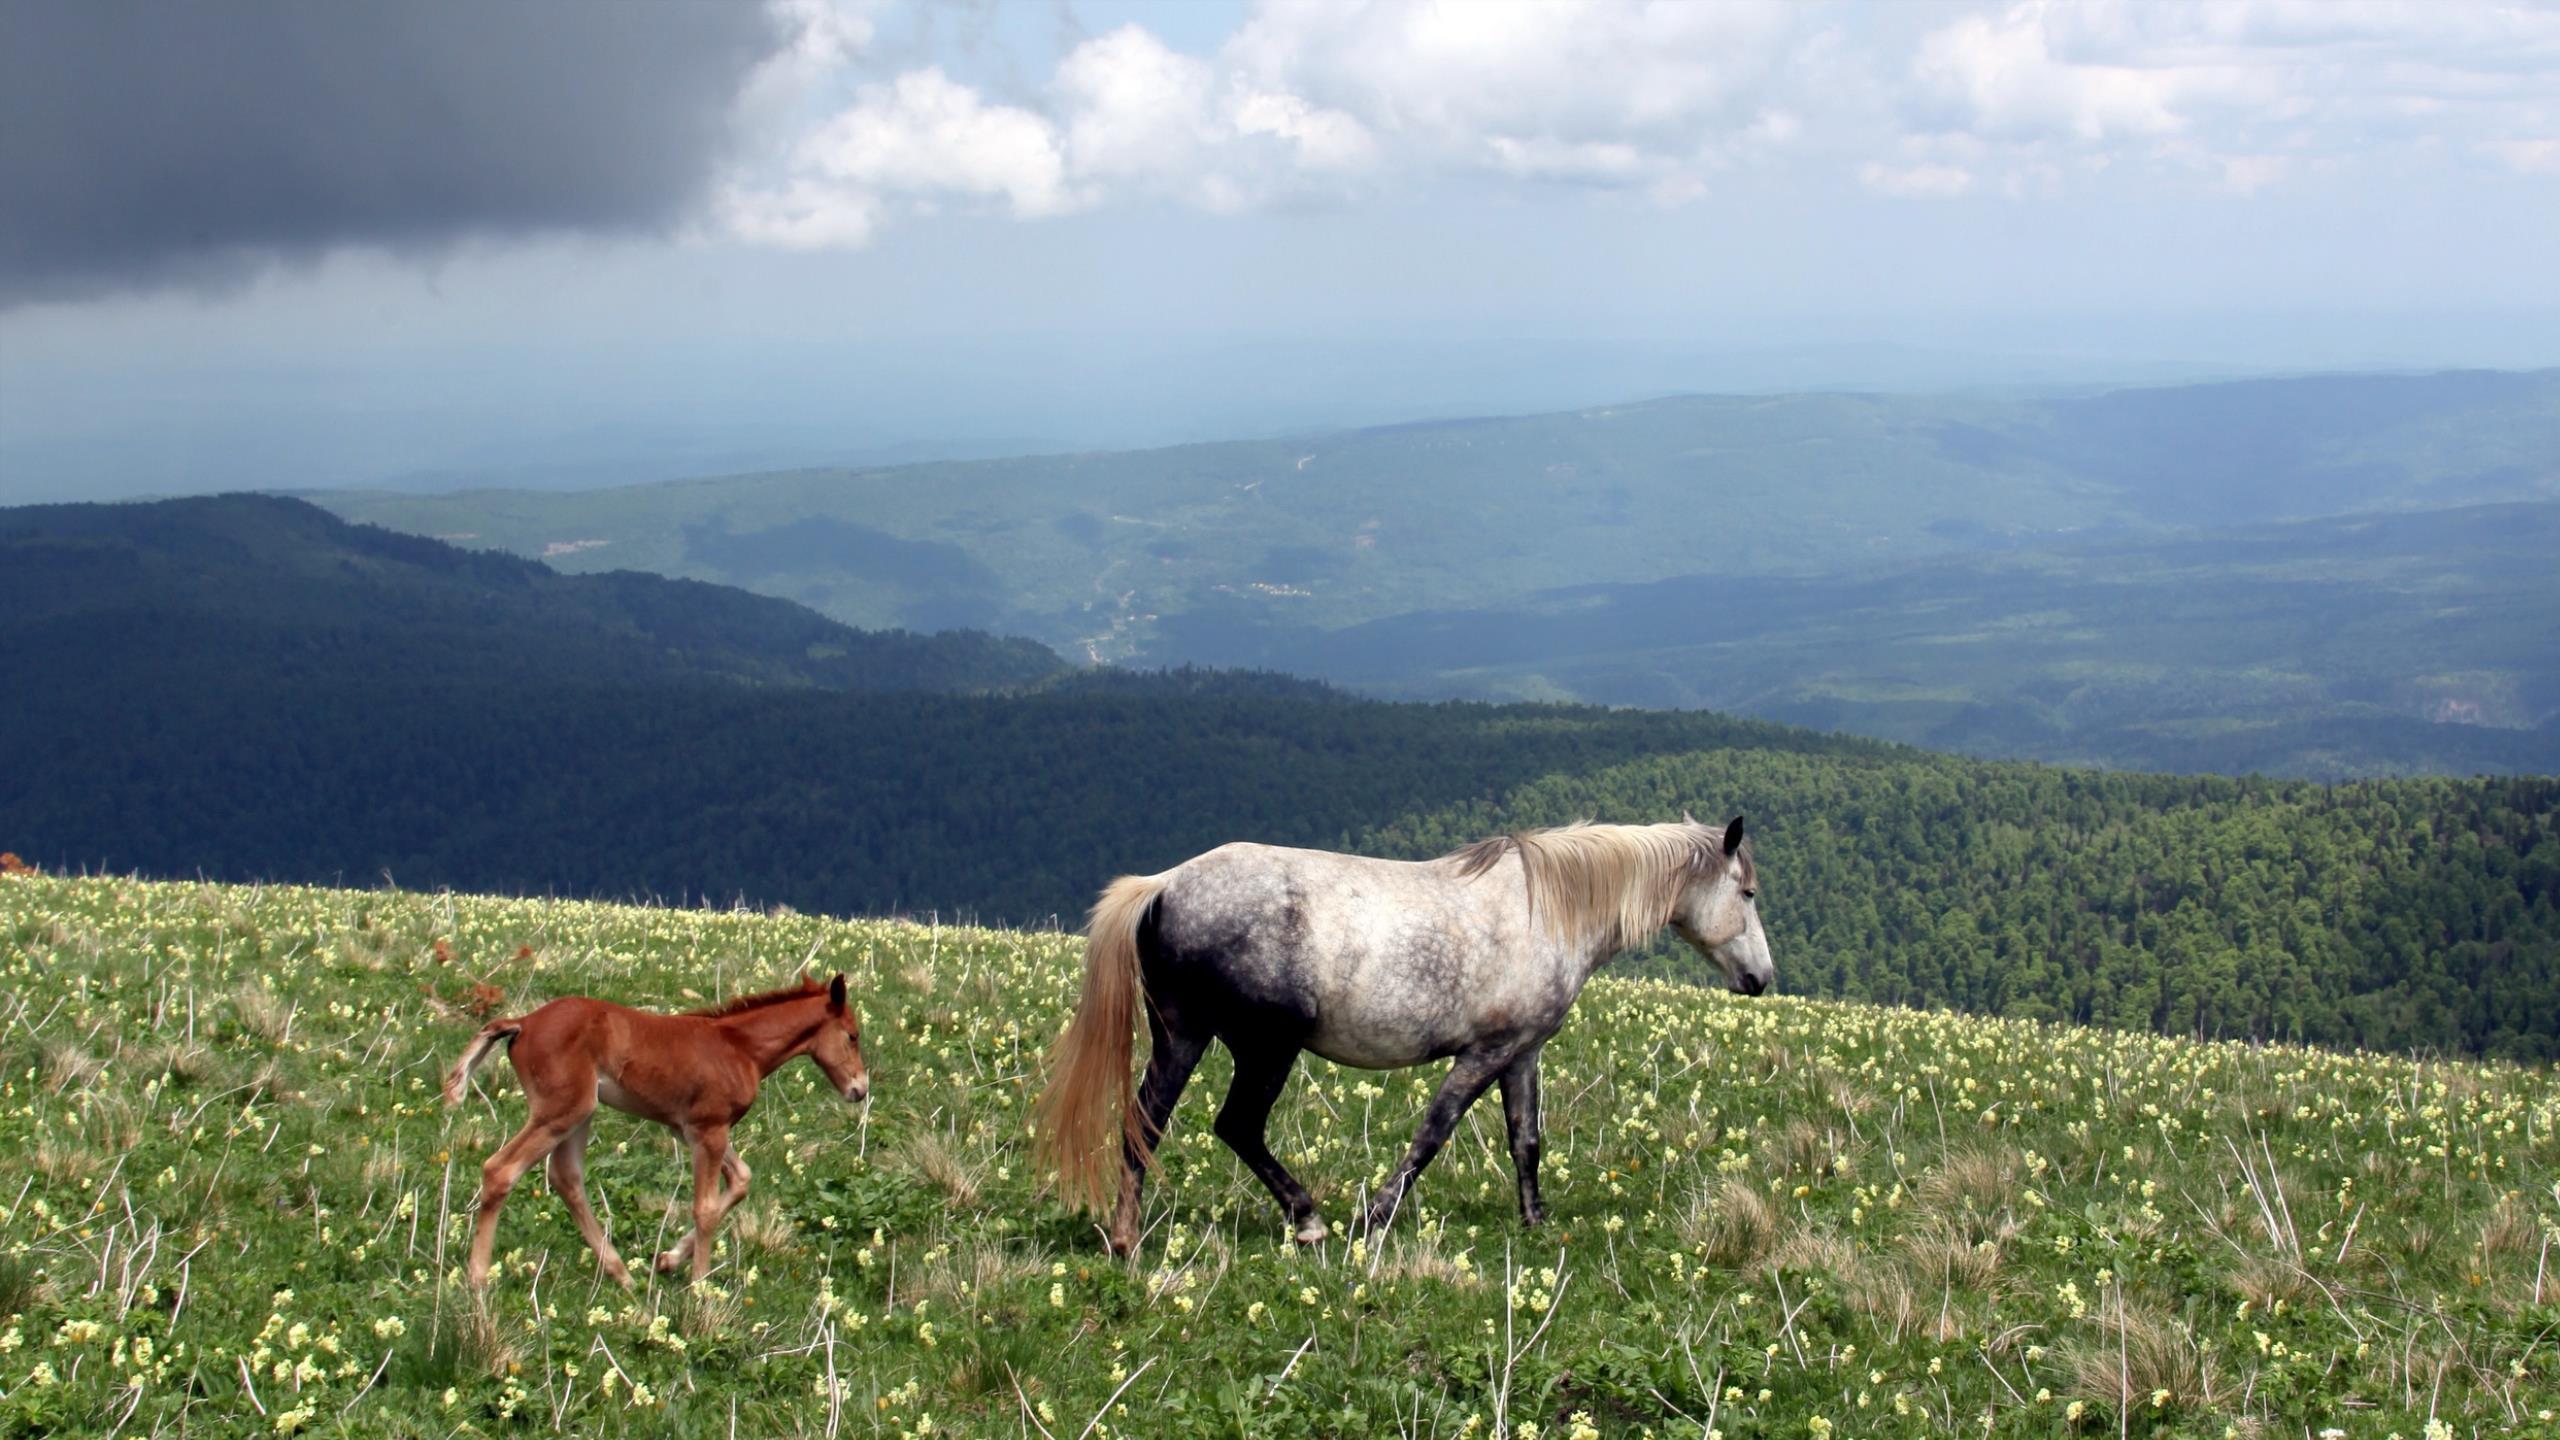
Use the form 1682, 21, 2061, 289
1108, 1007, 1207, 1255
656, 1124, 738, 1282
468, 1110, 581, 1288
1361, 1050, 1508, 1234
1214, 1043, 1327, 1245
1498, 1047, 1547, 1226
652, 1130, 752, 1276
546, 1116, 632, 1288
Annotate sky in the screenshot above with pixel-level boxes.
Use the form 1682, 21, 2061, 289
3, 0, 2557, 501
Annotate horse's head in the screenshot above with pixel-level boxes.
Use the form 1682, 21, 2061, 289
809, 974, 870, 1105
1670, 815, 1774, 996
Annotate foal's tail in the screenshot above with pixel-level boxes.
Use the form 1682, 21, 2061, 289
1033, 871, 1169, 1216
443, 1018, 522, 1105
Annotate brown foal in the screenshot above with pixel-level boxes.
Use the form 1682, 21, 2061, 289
444, 974, 868, 1288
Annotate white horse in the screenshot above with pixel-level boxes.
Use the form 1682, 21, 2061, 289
1035, 816, 1772, 1253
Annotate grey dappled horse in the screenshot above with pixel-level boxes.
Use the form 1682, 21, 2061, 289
1034, 817, 1773, 1253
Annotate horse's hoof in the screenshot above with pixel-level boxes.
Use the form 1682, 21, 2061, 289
1293, 1216, 1329, 1245
653, 1251, 683, 1274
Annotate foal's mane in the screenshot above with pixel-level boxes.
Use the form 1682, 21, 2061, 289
1446, 820, 1730, 950
686, 977, 827, 1019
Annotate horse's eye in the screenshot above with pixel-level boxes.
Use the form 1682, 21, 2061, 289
1743, 888, 1757, 900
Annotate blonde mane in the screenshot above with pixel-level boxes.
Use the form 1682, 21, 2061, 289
1445, 820, 1723, 952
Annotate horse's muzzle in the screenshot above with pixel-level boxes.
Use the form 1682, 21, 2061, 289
844, 1078, 870, 1105
1734, 972, 1767, 997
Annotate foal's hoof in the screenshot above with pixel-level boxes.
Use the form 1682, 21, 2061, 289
1104, 1227, 1138, 1258
652, 1250, 685, 1275
1293, 1216, 1329, 1246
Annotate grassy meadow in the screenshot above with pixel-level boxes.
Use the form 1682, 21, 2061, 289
1, 873, 2554, 1438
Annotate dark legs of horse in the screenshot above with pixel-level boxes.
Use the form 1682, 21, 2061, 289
1108, 1004, 1206, 1255
1361, 1049, 1509, 1234
1499, 1048, 1546, 1225
1216, 1042, 1329, 1244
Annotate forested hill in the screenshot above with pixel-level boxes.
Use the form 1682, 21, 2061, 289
0, 493, 1065, 693
1361, 753, 2560, 1061
4, 661, 2553, 1059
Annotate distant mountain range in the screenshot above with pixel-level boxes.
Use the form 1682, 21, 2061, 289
311, 369, 2560, 777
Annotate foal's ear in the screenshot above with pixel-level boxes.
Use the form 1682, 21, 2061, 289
1722, 815, 1746, 856
827, 973, 849, 1015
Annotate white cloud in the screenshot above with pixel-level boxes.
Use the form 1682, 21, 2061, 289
1222, 0, 1819, 194
1057, 26, 1219, 186
801, 69, 1073, 217
1894, 0, 2560, 197
716, 0, 2560, 248
1858, 161, 1978, 199
2485, 137, 2560, 175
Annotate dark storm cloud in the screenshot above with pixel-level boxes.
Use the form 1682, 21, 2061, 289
0, 1, 785, 306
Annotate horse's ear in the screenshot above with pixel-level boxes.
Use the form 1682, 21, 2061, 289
1723, 815, 1746, 856
827, 974, 848, 1014
1682, 808, 1696, 825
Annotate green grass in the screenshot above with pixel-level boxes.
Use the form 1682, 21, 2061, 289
2, 874, 2554, 1437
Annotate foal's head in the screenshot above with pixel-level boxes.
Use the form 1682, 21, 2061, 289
1669, 815, 1775, 997
810, 974, 870, 1105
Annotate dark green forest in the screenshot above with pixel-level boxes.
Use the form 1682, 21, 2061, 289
4, 495, 2554, 1060
7, 672, 2554, 1060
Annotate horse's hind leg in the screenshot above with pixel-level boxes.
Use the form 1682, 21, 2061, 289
1214, 1042, 1326, 1245
546, 1117, 632, 1288
468, 1113, 579, 1288
1109, 1006, 1207, 1255
1498, 1046, 1547, 1226
1362, 1050, 1507, 1234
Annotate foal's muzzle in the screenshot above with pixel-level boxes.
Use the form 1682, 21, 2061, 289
843, 1077, 870, 1105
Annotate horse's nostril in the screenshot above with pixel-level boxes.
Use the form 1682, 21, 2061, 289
1737, 972, 1766, 996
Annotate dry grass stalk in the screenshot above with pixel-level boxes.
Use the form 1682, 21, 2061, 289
1681, 1177, 1780, 1268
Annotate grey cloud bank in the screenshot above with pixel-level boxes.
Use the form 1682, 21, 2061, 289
0, 0, 779, 305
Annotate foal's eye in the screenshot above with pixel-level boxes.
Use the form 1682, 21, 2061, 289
1742, 888, 1757, 900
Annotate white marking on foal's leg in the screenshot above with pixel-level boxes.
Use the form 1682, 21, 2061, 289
1295, 1215, 1329, 1245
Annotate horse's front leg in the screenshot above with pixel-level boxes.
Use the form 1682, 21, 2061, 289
655, 1124, 740, 1281
1362, 1050, 1507, 1234
1498, 1046, 1547, 1226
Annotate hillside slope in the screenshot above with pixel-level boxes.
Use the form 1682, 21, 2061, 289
309, 371, 2560, 775
315, 371, 2560, 651
1227, 501, 2560, 778
0, 493, 1065, 694
0, 874, 2549, 1438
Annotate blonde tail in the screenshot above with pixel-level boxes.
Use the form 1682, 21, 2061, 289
1033, 872, 1169, 1215
443, 1019, 521, 1105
